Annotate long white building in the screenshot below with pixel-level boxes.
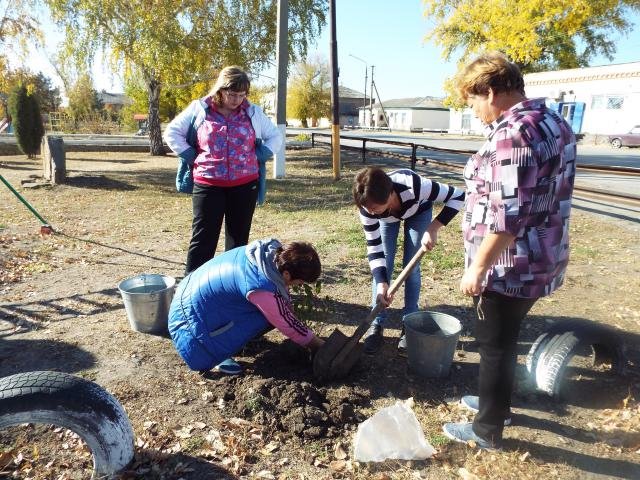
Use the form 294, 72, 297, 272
359, 97, 450, 132
449, 61, 640, 136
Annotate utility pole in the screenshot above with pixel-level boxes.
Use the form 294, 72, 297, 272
348, 54, 368, 127
372, 79, 390, 131
329, 0, 340, 180
369, 65, 375, 127
273, 0, 288, 178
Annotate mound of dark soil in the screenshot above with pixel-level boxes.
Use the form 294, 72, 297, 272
201, 338, 369, 439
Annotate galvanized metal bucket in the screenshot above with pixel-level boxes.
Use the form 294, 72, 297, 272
404, 311, 461, 378
117, 274, 175, 335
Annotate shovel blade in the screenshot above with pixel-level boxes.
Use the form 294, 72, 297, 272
328, 342, 364, 380
313, 328, 349, 380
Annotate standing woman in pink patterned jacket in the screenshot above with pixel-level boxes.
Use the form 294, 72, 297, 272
438, 52, 576, 451
164, 66, 282, 274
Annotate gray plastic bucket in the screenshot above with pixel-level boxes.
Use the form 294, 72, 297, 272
117, 274, 175, 335
404, 311, 461, 378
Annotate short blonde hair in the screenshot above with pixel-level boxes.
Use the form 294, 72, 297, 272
209, 66, 251, 106
456, 52, 524, 101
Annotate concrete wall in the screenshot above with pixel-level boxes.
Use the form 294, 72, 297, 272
448, 109, 484, 135
409, 109, 450, 131
358, 107, 450, 131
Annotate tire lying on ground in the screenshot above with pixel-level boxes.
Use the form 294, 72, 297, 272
525, 320, 626, 399
0, 371, 135, 479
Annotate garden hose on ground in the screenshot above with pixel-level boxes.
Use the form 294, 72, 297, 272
0, 174, 54, 234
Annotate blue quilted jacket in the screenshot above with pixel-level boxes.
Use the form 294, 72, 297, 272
168, 245, 276, 371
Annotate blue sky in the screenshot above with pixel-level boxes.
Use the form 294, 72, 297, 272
17, 1, 640, 100
299, 0, 456, 99
304, 0, 640, 100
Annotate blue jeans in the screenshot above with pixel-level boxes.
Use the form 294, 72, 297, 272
371, 208, 432, 328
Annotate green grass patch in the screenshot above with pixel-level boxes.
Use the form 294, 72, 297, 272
181, 435, 206, 453
245, 394, 269, 415
428, 432, 451, 447
424, 242, 465, 271
571, 244, 599, 261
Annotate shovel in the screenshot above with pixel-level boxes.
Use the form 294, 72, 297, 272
313, 245, 427, 381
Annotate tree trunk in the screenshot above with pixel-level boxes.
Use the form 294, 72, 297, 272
147, 78, 164, 156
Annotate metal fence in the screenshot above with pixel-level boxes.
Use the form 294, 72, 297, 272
310, 132, 475, 170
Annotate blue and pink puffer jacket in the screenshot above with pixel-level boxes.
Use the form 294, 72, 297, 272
163, 96, 282, 198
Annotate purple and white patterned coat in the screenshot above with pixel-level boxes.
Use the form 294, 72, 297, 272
463, 98, 576, 298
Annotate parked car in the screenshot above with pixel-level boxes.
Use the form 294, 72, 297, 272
608, 126, 640, 148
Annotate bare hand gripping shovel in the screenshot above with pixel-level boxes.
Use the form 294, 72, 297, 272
313, 246, 427, 381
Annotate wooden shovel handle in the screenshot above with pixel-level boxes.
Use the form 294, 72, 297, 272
387, 246, 426, 297
335, 246, 428, 352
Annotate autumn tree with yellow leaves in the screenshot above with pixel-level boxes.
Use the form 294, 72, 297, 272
0, 0, 41, 48
46, 0, 327, 155
287, 58, 331, 128
423, 0, 640, 104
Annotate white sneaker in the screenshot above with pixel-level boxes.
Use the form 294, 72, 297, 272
460, 395, 512, 426
442, 422, 502, 451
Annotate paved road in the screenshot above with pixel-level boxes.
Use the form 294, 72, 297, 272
1, 131, 637, 226
301, 130, 639, 190
3, 130, 639, 167
293, 128, 640, 168
294, 128, 640, 227
0, 133, 150, 146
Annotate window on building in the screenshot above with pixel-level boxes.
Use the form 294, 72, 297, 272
561, 104, 574, 121
590, 96, 604, 109
461, 113, 471, 130
607, 96, 624, 109
401, 113, 406, 125
591, 95, 624, 110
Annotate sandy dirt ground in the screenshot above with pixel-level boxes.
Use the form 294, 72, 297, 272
1, 149, 639, 479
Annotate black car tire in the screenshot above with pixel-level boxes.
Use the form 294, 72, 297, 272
610, 138, 623, 148
0, 371, 135, 479
525, 331, 551, 374
534, 331, 580, 398
525, 321, 626, 400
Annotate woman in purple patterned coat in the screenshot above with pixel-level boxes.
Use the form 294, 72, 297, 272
434, 52, 577, 450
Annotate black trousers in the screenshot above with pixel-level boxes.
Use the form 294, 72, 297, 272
185, 180, 258, 274
472, 291, 537, 443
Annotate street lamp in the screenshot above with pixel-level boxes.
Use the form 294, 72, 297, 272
349, 53, 368, 127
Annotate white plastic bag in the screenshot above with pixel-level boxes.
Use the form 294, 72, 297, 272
353, 398, 435, 462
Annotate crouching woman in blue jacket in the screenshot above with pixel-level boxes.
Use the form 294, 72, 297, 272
168, 238, 325, 375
